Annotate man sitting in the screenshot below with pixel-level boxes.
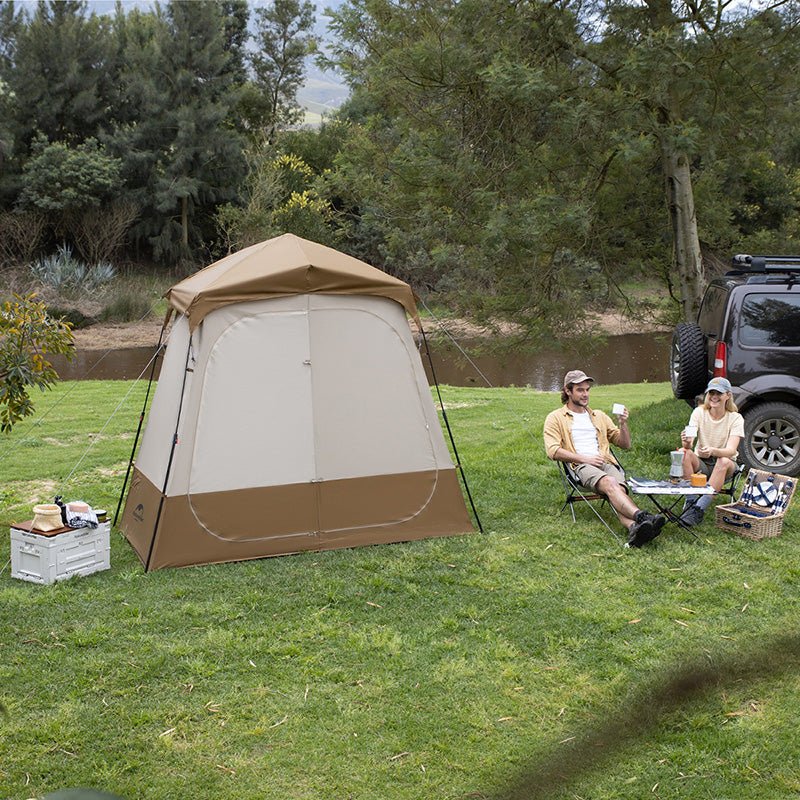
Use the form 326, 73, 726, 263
543, 369, 665, 548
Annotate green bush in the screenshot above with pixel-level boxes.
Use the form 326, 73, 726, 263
45, 306, 97, 330
99, 292, 154, 323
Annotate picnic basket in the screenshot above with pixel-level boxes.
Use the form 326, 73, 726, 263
715, 469, 796, 540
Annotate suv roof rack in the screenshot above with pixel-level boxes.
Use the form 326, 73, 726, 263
729, 254, 800, 274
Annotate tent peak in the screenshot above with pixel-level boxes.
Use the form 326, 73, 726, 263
166, 234, 419, 329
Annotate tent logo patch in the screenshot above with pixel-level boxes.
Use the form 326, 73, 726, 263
133, 504, 145, 522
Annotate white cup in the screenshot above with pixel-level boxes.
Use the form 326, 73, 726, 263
612, 403, 625, 415
683, 425, 698, 439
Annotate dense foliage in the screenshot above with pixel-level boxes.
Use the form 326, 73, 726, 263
0, 0, 315, 266
323, 0, 800, 328
1, 0, 799, 332
0, 293, 73, 432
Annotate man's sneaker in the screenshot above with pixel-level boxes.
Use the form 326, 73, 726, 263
626, 518, 655, 548
632, 510, 666, 543
680, 504, 705, 527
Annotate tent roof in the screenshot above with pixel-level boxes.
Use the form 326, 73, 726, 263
167, 233, 419, 329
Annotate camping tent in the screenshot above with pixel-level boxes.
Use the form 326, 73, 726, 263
120, 234, 474, 570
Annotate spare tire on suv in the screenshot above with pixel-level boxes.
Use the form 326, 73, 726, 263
669, 254, 800, 477
670, 323, 707, 400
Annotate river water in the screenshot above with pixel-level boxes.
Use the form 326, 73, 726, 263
50, 331, 671, 390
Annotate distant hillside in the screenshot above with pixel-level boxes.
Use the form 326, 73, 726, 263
297, 63, 350, 123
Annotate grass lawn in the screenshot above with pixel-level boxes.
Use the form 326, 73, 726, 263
0, 380, 798, 800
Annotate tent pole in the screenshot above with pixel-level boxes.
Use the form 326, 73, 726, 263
144, 335, 193, 572
113, 318, 170, 527
419, 322, 484, 533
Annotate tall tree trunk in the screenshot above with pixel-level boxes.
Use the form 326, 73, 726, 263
181, 195, 189, 248
663, 146, 704, 321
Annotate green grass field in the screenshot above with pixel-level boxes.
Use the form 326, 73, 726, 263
0, 380, 798, 800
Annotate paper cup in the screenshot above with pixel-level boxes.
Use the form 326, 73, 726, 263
684, 425, 698, 438
612, 403, 625, 415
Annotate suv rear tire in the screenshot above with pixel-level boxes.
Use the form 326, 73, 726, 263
741, 402, 800, 476
670, 323, 707, 400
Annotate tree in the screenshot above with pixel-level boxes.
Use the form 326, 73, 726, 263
0, 293, 73, 433
6, 0, 114, 149
216, 148, 336, 250
220, 0, 250, 84
326, 0, 603, 337
109, 0, 246, 262
249, 0, 316, 143
18, 134, 122, 214
576, 0, 800, 320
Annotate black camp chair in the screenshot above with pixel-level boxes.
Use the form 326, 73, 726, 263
557, 455, 623, 542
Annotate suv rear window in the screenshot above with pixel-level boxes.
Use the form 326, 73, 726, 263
698, 284, 728, 336
740, 293, 800, 347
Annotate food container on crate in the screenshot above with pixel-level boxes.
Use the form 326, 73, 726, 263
31, 504, 65, 533
715, 469, 796, 540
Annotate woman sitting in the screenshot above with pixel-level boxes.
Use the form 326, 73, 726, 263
679, 377, 744, 527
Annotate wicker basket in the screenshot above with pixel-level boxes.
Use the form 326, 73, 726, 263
715, 469, 796, 540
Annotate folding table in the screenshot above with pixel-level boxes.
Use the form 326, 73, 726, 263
627, 477, 715, 533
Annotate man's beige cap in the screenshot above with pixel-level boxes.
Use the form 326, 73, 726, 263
563, 369, 595, 388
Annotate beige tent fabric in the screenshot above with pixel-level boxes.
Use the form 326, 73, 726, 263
167, 233, 419, 330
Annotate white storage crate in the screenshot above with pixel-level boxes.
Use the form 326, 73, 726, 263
10, 522, 111, 585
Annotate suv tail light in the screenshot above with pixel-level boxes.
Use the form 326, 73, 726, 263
713, 341, 727, 377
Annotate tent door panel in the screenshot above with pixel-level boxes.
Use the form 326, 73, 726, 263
310, 303, 438, 479
187, 310, 315, 537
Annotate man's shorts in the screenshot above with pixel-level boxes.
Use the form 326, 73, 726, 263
570, 461, 626, 491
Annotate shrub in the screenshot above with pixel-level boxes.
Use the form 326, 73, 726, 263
70, 200, 139, 265
0, 293, 74, 432
99, 292, 154, 323
45, 306, 97, 330
0, 211, 48, 269
30, 244, 117, 295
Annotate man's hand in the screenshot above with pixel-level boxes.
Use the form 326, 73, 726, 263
581, 454, 606, 467
617, 407, 629, 425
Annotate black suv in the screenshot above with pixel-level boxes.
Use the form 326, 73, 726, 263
670, 254, 800, 476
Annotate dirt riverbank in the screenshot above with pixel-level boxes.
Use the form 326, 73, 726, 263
70, 309, 669, 351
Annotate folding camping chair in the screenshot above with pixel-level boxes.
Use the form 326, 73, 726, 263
557, 456, 622, 542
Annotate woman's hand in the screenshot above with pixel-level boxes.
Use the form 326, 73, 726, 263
697, 445, 713, 459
